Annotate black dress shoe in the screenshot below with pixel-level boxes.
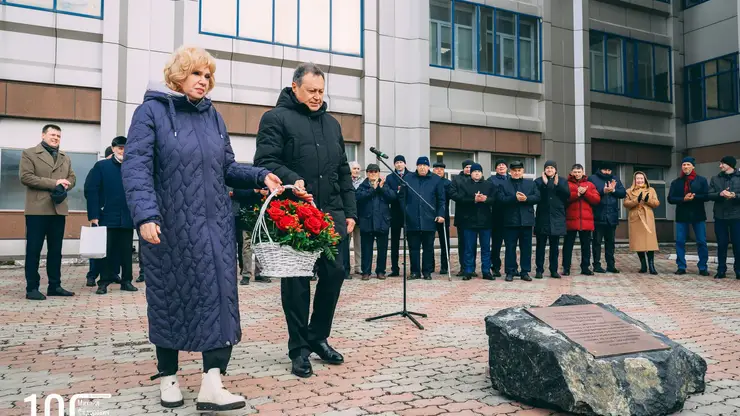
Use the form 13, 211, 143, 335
86, 277, 96, 287
407, 273, 421, 280
345, 275, 353, 280
120, 282, 138, 292
388, 271, 400, 277
240, 276, 250, 285
491, 270, 501, 277
534, 271, 543, 279
439, 269, 448, 275
309, 341, 344, 364
606, 266, 620, 273
96, 285, 108, 295
456, 270, 466, 277
136, 274, 145, 283
520, 273, 532, 282
482, 273, 494, 281
26, 290, 46, 300
291, 355, 313, 378
422, 274, 432, 280
561, 270, 570, 276
551, 272, 561, 279
47, 287, 74, 297
462, 274, 472, 281
255, 275, 272, 283
699, 270, 710, 277
111, 275, 122, 284
505, 274, 514, 282
714, 272, 726, 279
675, 269, 687, 275
581, 269, 594, 276
593, 266, 606, 273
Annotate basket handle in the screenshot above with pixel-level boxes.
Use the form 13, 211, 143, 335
251, 184, 316, 246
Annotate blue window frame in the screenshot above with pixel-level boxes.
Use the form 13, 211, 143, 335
684, 53, 739, 124
0, 0, 103, 19
198, 0, 363, 57
429, 0, 542, 83
684, 0, 710, 9
655, 0, 670, 3
589, 30, 672, 103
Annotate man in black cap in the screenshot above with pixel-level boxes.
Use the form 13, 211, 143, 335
497, 160, 540, 281
453, 159, 474, 276
533, 160, 569, 279
668, 156, 710, 276
487, 158, 509, 277
403, 157, 446, 280
709, 156, 740, 279
432, 162, 451, 274
84, 136, 138, 294
385, 155, 410, 276
588, 162, 626, 273
355, 163, 396, 280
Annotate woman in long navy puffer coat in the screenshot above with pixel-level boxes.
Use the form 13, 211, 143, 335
122, 46, 281, 412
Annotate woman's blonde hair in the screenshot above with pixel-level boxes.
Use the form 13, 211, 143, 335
164, 46, 217, 93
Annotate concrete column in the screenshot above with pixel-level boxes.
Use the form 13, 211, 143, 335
573, 0, 589, 170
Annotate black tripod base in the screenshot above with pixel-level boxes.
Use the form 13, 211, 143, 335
366, 310, 427, 330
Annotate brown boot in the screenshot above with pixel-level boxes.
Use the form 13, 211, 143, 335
361, 274, 370, 281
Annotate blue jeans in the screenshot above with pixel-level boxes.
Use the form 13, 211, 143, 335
715, 218, 740, 274
463, 229, 491, 274
675, 222, 708, 272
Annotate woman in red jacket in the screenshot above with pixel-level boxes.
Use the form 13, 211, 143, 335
562, 164, 601, 275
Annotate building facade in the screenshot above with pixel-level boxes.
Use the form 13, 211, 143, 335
0, 0, 738, 256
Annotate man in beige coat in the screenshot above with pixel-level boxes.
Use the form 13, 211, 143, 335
20, 124, 77, 300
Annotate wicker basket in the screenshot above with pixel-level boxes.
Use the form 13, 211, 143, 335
251, 185, 322, 278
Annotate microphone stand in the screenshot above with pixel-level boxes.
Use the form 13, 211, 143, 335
365, 155, 449, 330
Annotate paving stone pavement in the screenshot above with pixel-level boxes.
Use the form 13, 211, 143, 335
1, 251, 740, 416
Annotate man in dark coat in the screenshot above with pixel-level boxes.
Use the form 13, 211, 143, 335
432, 162, 452, 274
403, 157, 446, 280
497, 160, 540, 282
533, 160, 570, 279
668, 156, 710, 276
385, 155, 409, 276
588, 162, 626, 273
452, 159, 474, 276
487, 159, 509, 277
356, 163, 396, 280
85, 136, 138, 295
448, 163, 495, 280
708, 156, 740, 279
253, 63, 357, 378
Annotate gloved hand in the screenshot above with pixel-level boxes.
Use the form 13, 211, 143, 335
637, 192, 643, 203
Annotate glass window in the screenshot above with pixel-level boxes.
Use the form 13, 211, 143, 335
684, 0, 710, 9
519, 15, 539, 80
3, 0, 103, 18
606, 37, 624, 94
0, 150, 97, 211
299, 0, 330, 50
496, 10, 516, 77
490, 154, 535, 177
5, 0, 53, 7
344, 144, 357, 163
637, 42, 654, 100
655, 46, 671, 102
478, 7, 494, 73
201, 0, 237, 36
454, 2, 476, 71
331, 0, 362, 55
274, 0, 298, 45
238, 0, 273, 42
430, 0, 453, 68
685, 53, 740, 123
590, 32, 605, 91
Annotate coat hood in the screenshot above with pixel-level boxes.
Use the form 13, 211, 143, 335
143, 82, 214, 138
275, 86, 328, 118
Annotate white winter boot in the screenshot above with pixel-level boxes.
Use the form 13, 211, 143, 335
195, 368, 246, 411
159, 375, 184, 408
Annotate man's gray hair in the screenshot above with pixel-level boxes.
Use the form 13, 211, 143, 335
293, 62, 325, 86
349, 161, 361, 169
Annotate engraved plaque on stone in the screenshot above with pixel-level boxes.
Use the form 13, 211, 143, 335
526, 304, 670, 358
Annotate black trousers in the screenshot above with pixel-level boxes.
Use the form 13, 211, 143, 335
435, 221, 450, 271
535, 234, 561, 274
389, 220, 403, 273
360, 231, 389, 275
504, 227, 533, 274
99, 228, 134, 286
592, 224, 617, 268
562, 230, 592, 272
156, 345, 232, 376
457, 227, 466, 271
281, 237, 346, 359
407, 231, 435, 275
25, 215, 66, 293
490, 226, 505, 272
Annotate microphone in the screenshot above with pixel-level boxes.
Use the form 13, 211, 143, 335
369, 147, 389, 159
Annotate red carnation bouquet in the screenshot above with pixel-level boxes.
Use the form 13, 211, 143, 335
239, 195, 341, 262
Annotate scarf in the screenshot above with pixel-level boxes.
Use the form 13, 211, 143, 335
114, 154, 123, 164
596, 171, 613, 181
40, 141, 59, 162
681, 170, 696, 195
